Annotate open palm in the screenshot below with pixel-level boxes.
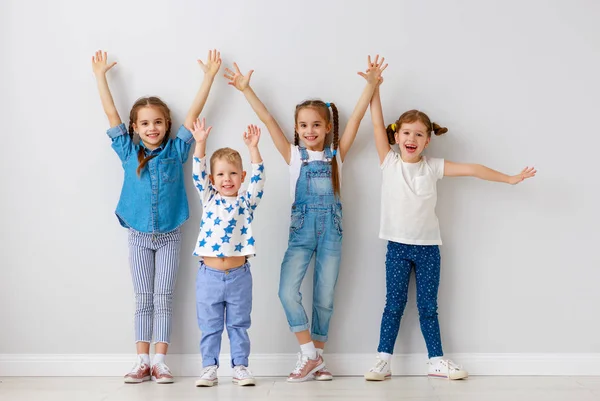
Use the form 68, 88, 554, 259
224, 63, 254, 91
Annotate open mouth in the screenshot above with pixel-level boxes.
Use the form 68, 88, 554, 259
404, 144, 418, 153
304, 135, 317, 141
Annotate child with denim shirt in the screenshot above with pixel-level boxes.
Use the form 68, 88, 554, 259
92, 49, 221, 384
189, 118, 265, 387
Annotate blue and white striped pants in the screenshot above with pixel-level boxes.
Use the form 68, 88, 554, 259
128, 228, 181, 344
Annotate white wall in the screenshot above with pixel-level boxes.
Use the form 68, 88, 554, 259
2, 0, 599, 373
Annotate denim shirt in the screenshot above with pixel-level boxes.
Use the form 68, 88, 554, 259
107, 123, 194, 233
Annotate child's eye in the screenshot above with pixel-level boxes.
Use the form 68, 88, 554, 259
217, 173, 224, 176
417, 133, 423, 137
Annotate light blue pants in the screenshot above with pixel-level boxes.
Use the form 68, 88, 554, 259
196, 261, 253, 367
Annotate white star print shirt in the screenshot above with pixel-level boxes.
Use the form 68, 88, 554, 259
192, 156, 265, 258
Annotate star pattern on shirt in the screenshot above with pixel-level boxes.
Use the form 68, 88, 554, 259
194, 158, 266, 257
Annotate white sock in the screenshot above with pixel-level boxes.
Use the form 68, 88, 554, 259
153, 353, 165, 365
316, 348, 324, 357
300, 342, 317, 359
378, 352, 392, 362
139, 353, 151, 365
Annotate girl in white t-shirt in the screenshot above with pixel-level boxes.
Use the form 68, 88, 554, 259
225, 56, 386, 382
364, 76, 536, 381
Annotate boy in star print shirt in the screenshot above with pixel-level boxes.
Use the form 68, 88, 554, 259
190, 118, 265, 387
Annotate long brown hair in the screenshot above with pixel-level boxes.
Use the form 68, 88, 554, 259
293, 100, 340, 197
128, 97, 172, 176
385, 109, 447, 145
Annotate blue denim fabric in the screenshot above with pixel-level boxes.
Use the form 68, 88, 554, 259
377, 241, 443, 358
196, 261, 253, 368
278, 147, 342, 342
107, 123, 194, 233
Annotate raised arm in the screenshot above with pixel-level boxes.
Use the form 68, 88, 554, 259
92, 51, 121, 128
191, 118, 216, 204
339, 55, 387, 162
444, 161, 537, 184
184, 49, 222, 131
224, 63, 291, 164
370, 80, 391, 164
242, 125, 266, 208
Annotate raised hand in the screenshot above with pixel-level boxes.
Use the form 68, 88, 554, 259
92, 50, 117, 76
508, 167, 537, 185
191, 117, 212, 143
224, 63, 254, 91
243, 124, 261, 148
197, 49, 222, 77
358, 54, 388, 85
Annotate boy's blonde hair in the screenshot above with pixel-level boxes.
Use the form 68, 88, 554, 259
210, 147, 243, 172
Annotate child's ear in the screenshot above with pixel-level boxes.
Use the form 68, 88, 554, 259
132, 122, 138, 133
425, 137, 431, 148
326, 122, 332, 133
394, 132, 400, 144
242, 171, 247, 182
209, 175, 214, 185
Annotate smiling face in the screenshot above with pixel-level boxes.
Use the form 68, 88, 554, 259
294, 104, 332, 151
209, 148, 246, 197
132, 106, 168, 150
395, 120, 431, 163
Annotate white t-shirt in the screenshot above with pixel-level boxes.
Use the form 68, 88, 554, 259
379, 150, 445, 245
288, 144, 343, 200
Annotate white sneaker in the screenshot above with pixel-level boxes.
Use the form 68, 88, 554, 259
364, 357, 391, 381
195, 365, 218, 387
232, 365, 256, 386
428, 358, 468, 380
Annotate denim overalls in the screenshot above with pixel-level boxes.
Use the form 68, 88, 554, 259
278, 146, 343, 343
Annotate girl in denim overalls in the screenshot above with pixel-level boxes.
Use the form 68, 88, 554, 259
225, 55, 387, 381
92, 50, 221, 384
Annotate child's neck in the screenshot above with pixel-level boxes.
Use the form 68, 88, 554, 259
400, 153, 423, 164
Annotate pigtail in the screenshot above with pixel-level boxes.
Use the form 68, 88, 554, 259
328, 102, 341, 198
386, 123, 397, 145
294, 131, 300, 146
432, 122, 448, 136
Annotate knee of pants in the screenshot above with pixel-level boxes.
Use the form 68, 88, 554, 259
384, 299, 407, 316
278, 286, 301, 310
135, 293, 153, 313
153, 293, 173, 312
417, 304, 438, 319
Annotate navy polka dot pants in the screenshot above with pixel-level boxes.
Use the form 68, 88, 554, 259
377, 241, 443, 358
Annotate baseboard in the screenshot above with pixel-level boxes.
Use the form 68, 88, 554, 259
1, 353, 599, 377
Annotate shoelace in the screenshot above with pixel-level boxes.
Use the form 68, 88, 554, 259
371, 359, 388, 372
234, 366, 252, 379
442, 359, 462, 371
154, 363, 171, 375
201, 366, 218, 378
292, 353, 309, 374
129, 357, 147, 373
